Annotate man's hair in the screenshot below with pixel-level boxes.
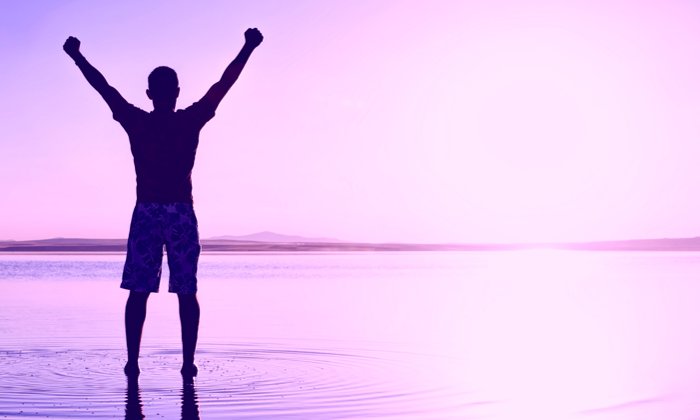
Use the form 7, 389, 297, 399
148, 66, 179, 94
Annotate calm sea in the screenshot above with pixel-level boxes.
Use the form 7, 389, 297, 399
2, 251, 700, 419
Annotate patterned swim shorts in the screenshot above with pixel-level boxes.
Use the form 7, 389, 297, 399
121, 202, 200, 294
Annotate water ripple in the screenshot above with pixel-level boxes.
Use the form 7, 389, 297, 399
0, 342, 479, 419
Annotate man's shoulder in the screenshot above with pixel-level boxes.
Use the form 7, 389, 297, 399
113, 102, 148, 125
176, 101, 217, 126
179, 100, 215, 114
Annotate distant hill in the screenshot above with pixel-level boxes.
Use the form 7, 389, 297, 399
3, 235, 700, 252
208, 231, 341, 243
552, 237, 700, 251
0, 238, 127, 252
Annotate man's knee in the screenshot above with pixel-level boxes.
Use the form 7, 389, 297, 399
127, 291, 150, 304
177, 293, 198, 304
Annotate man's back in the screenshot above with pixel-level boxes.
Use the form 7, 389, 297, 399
113, 101, 216, 204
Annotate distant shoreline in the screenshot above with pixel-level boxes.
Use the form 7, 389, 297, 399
3, 237, 700, 252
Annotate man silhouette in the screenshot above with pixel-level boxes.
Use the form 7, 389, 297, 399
63, 28, 263, 378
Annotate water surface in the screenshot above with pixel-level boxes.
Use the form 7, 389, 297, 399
2, 251, 700, 419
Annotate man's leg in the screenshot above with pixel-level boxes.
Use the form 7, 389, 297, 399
178, 293, 200, 377
124, 290, 150, 376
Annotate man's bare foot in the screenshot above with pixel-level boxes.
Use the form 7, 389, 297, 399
180, 363, 198, 378
124, 361, 140, 377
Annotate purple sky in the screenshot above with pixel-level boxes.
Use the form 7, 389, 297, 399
3, 0, 700, 243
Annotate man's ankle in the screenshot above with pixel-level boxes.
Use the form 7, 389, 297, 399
124, 361, 141, 376
180, 363, 198, 376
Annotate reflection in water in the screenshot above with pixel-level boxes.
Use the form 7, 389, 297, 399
124, 377, 200, 420
124, 377, 144, 420
181, 379, 201, 420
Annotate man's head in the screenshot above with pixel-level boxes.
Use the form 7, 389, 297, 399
147, 66, 180, 110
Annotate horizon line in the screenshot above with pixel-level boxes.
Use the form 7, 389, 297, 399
2, 235, 700, 246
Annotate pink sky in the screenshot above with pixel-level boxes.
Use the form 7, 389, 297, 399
2, 0, 700, 243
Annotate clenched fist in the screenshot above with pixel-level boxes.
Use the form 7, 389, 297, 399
244, 28, 263, 48
63, 36, 81, 58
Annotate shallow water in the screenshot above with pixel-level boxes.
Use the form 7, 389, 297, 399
1, 342, 473, 419
2, 251, 700, 418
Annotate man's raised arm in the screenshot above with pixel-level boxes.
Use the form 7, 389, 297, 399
200, 28, 264, 110
63, 36, 128, 113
